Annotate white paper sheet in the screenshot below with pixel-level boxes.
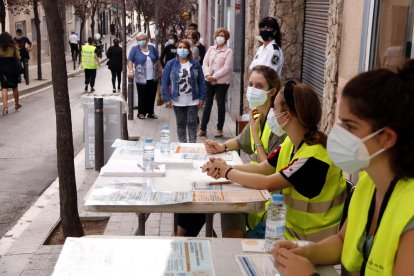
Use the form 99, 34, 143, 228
53, 238, 216, 276
235, 254, 280, 276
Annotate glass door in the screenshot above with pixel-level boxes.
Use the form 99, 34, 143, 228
370, 0, 414, 71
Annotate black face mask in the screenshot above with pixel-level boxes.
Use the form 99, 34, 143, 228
260, 30, 274, 41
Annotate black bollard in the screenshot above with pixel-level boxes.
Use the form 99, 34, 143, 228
94, 97, 104, 171
104, 42, 107, 53
128, 76, 134, 120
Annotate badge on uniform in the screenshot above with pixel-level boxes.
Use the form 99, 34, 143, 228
272, 54, 280, 65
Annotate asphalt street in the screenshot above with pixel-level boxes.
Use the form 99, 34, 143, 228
0, 65, 115, 238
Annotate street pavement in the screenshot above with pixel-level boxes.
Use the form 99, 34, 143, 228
0, 34, 238, 275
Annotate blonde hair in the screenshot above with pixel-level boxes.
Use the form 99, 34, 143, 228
214, 27, 230, 41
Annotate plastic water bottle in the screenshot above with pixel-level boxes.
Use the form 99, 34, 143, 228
143, 138, 155, 172
160, 124, 170, 154
264, 194, 286, 250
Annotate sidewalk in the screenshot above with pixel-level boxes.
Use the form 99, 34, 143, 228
0, 37, 239, 275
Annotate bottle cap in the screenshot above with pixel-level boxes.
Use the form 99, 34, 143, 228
272, 194, 283, 201
145, 138, 153, 143
163, 123, 169, 129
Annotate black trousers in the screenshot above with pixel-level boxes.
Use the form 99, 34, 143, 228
84, 69, 97, 88
200, 83, 230, 131
111, 70, 122, 90
136, 79, 157, 116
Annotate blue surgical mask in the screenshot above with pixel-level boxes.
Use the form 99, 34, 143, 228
177, 48, 189, 58
137, 40, 147, 47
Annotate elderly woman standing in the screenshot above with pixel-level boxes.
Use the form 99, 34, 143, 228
128, 32, 162, 119
0, 32, 22, 115
198, 27, 233, 138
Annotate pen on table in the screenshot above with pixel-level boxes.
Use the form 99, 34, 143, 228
209, 181, 231, 185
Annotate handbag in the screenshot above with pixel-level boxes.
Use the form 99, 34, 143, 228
14, 47, 24, 74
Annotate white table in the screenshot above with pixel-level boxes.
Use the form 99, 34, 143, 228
84, 143, 268, 236
52, 236, 339, 276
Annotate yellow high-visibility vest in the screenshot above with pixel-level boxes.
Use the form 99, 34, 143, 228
342, 173, 414, 275
81, 44, 98, 69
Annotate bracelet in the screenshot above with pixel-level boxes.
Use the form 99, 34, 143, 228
223, 143, 229, 152
254, 143, 263, 150
224, 167, 233, 180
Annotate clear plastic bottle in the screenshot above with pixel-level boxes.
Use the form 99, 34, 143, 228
160, 124, 170, 154
143, 138, 155, 172
264, 194, 286, 251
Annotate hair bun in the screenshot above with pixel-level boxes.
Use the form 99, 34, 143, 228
397, 59, 414, 79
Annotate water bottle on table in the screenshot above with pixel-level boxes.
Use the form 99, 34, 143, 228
264, 194, 286, 250
160, 124, 170, 154
143, 138, 155, 172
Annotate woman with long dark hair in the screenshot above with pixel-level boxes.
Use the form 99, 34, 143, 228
106, 38, 123, 92
0, 32, 22, 115
273, 60, 414, 276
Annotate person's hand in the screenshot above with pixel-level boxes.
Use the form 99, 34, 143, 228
272, 241, 299, 268
273, 248, 316, 276
203, 140, 223, 154
203, 157, 228, 179
249, 108, 262, 134
165, 100, 172, 108
198, 100, 204, 108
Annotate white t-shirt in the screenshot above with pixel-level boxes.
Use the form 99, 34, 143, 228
249, 39, 284, 77
69, 34, 78, 44
142, 50, 154, 80
173, 61, 198, 106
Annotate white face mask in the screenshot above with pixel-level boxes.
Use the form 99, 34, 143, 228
246, 86, 268, 109
327, 124, 386, 173
267, 108, 287, 137
168, 39, 175, 45
216, 36, 225, 45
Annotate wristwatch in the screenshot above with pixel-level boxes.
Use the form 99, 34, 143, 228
309, 273, 320, 276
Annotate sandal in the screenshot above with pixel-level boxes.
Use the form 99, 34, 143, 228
147, 114, 158, 119
137, 114, 145, 119
15, 104, 22, 110
214, 130, 223, 138
197, 130, 206, 137
2, 107, 8, 115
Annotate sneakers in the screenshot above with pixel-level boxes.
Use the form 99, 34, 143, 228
91, 87, 95, 92
197, 130, 206, 137
112, 89, 116, 93
2, 107, 8, 115
15, 104, 22, 110
84, 85, 88, 92
214, 130, 223, 138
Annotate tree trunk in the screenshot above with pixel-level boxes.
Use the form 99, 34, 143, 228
0, 0, 5, 33
91, 7, 96, 37
41, 0, 84, 238
80, 20, 85, 45
121, 0, 129, 140
33, 0, 42, 80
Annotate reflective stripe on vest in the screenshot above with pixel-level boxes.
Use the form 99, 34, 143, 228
341, 173, 414, 275
277, 137, 346, 242
82, 44, 98, 69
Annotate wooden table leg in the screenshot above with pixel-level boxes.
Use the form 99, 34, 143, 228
205, 213, 214, 237
133, 213, 149, 235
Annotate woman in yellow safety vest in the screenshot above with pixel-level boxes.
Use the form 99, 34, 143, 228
272, 60, 414, 276
175, 65, 284, 237
203, 81, 347, 240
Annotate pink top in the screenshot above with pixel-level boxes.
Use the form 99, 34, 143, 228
202, 44, 233, 84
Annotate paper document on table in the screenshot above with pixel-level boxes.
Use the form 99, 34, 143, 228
192, 181, 227, 190
52, 237, 215, 276
235, 254, 280, 276
192, 190, 271, 203
241, 239, 267, 252
85, 184, 192, 206
100, 160, 166, 177
113, 146, 142, 157
184, 169, 230, 183
111, 139, 140, 148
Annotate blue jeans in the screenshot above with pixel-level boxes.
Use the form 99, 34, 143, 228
173, 105, 198, 143
200, 83, 230, 131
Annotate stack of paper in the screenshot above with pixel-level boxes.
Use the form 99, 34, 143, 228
100, 160, 166, 177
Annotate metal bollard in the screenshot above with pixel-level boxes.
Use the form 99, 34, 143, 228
128, 76, 134, 120
104, 42, 107, 53
94, 97, 104, 171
